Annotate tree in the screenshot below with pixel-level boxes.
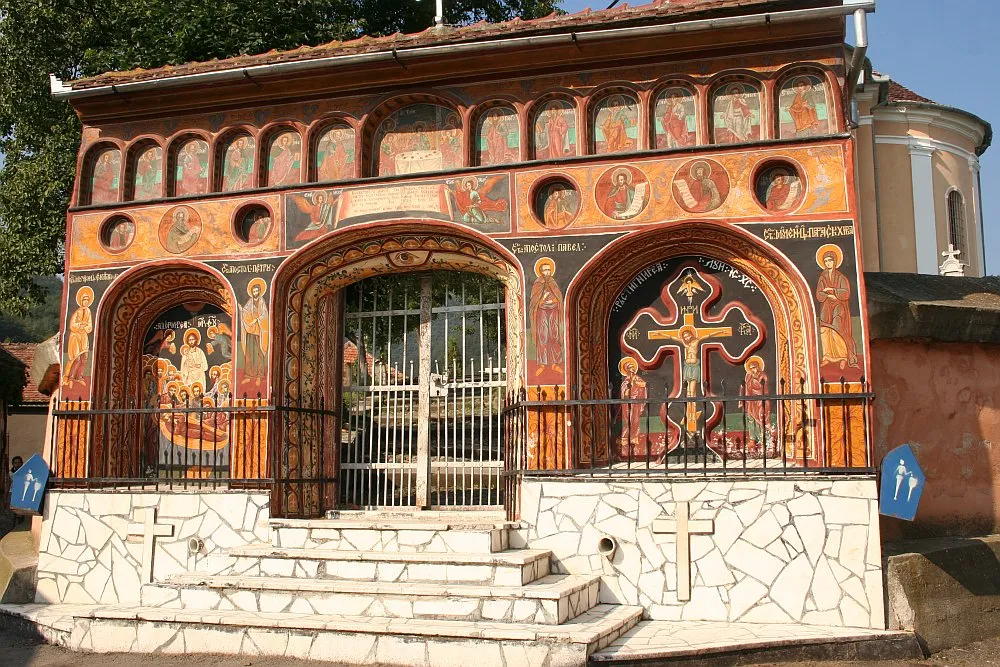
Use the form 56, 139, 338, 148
0, 0, 559, 315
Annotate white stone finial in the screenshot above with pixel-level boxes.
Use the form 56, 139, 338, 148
939, 244, 965, 277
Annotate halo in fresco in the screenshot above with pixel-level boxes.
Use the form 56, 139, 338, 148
671, 158, 731, 213
158, 205, 202, 254
100, 215, 136, 254
754, 161, 806, 213
595, 165, 649, 220
533, 177, 580, 230
234, 205, 272, 246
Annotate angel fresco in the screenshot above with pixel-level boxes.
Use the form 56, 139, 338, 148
450, 176, 508, 225
206, 323, 233, 357
291, 191, 338, 242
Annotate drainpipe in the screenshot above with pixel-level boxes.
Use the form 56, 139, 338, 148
846, 8, 869, 97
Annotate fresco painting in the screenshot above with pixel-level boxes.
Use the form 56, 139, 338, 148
595, 165, 649, 220
654, 87, 697, 149
778, 75, 831, 139
374, 104, 463, 176
174, 138, 209, 196
158, 205, 202, 254
449, 175, 510, 228
102, 216, 135, 253
267, 131, 302, 187
89, 148, 121, 205
477, 106, 520, 166
712, 82, 761, 144
315, 125, 356, 181
221, 134, 255, 192
237, 207, 272, 245
133, 146, 163, 201
815, 243, 859, 374
534, 179, 580, 230
593, 94, 638, 154
755, 162, 805, 212
60, 270, 122, 401
671, 159, 730, 214
533, 100, 577, 160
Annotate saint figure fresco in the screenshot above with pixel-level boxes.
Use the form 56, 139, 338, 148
450, 176, 508, 225
534, 180, 579, 229
528, 258, 564, 378
315, 125, 356, 182
593, 94, 637, 154
174, 139, 208, 196
671, 159, 730, 213
533, 100, 576, 160
477, 107, 519, 166
597, 166, 650, 221
89, 148, 121, 204
268, 132, 302, 187
62, 287, 94, 389
815, 244, 858, 370
655, 88, 697, 149
241, 278, 270, 390
238, 207, 271, 245
133, 146, 163, 200
712, 83, 761, 144
374, 104, 463, 176
159, 206, 202, 254
618, 357, 649, 453
739, 356, 769, 445
104, 216, 135, 252
779, 75, 830, 139
222, 134, 255, 192
755, 164, 804, 212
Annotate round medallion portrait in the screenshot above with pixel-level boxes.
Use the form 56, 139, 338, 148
533, 177, 580, 230
233, 204, 272, 246
671, 158, 731, 214
158, 205, 202, 254
595, 165, 649, 221
99, 214, 136, 254
754, 160, 806, 213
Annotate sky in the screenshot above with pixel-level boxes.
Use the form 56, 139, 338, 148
558, 0, 997, 273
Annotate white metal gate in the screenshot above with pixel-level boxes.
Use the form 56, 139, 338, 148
340, 271, 506, 509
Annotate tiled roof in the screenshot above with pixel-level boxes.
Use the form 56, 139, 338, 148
886, 80, 935, 105
0, 343, 47, 404
67, 0, 802, 90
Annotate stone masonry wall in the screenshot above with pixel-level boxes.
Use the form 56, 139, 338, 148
36, 491, 270, 604
511, 478, 885, 629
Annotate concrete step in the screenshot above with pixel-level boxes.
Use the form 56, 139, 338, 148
4, 602, 642, 666
269, 517, 512, 553
226, 545, 551, 586
142, 572, 601, 625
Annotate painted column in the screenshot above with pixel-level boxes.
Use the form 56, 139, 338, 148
908, 142, 938, 274
968, 155, 985, 276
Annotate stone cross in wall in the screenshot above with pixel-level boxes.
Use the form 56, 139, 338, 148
939, 244, 965, 277
652, 501, 715, 602
127, 508, 175, 584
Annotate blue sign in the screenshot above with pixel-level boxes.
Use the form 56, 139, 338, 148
879, 445, 925, 521
9, 454, 50, 516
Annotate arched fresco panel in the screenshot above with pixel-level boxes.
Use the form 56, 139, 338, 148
314, 124, 356, 181
267, 131, 302, 187
778, 74, 831, 139
712, 82, 762, 144
592, 93, 638, 154
173, 138, 209, 196
88, 146, 121, 205
654, 87, 698, 149
476, 106, 519, 166
221, 133, 256, 192
533, 100, 577, 160
133, 145, 163, 201
373, 104, 463, 177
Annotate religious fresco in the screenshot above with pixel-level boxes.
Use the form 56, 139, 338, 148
100, 215, 135, 254
778, 75, 831, 139
61, 269, 123, 401
141, 303, 233, 478
315, 124, 356, 182
267, 131, 302, 187
654, 87, 697, 149
158, 205, 202, 254
595, 166, 649, 221
173, 138, 209, 196
592, 94, 638, 154
476, 107, 520, 166
671, 159, 730, 214
373, 103, 463, 176
607, 257, 777, 463
133, 146, 163, 201
221, 134, 255, 192
712, 82, 762, 144
755, 162, 806, 212
236, 206, 273, 246
533, 178, 580, 230
533, 100, 577, 160
89, 147, 121, 205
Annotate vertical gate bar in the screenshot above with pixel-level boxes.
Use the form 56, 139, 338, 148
367, 286, 377, 508
386, 287, 394, 507
416, 275, 433, 508
452, 356, 458, 505
408, 359, 415, 505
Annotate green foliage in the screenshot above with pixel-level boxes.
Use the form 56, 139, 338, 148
0, 275, 62, 342
0, 0, 559, 315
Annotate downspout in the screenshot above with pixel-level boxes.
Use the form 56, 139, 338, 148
846, 8, 869, 100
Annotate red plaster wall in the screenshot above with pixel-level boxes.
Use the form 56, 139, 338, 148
871, 339, 1000, 539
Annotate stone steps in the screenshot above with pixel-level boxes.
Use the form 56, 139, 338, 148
269, 517, 512, 553
143, 572, 600, 625
52, 602, 643, 666
226, 545, 551, 585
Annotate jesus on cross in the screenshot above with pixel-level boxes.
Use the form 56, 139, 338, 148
650, 314, 733, 399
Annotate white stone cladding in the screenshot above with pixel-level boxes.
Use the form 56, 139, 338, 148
511, 478, 885, 629
35, 490, 270, 605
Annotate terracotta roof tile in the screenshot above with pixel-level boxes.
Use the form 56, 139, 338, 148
67, 0, 800, 90
887, 80, 935, 104
0, 343, 47, 404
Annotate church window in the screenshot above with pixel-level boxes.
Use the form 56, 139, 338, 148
653, 86, 698, 149
170, 137, 209, 197
127, 142, 163, 201
532, 98, 577, 160
591, 91, 639, 155
947, 190, 968, 259
312, 123, 356, 182
265, 130, 302, 187
711, 80, 762, 145
754, 160, 805, 213
372, 103, 463, 177
777, 73, 831, 139
474, 105, 519, 167
218, 131, 256, 192
83, 144, 121, 205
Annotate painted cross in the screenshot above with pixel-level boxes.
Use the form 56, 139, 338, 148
127, 508, 175, 584
652, 501, 715, 602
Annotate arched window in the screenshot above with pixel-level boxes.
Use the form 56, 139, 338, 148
372, 103, 462, 177
265, 130, 302, 187
947, 190, 968, 259
83, 145, 121, 205
219, 132, 256, 192
591, 91, 639, 154
532, 98, 577, 160
128, 143, 164, 201
312, 123, 356, 182
711, 80, 762, 145
170, 137, 209, 197
474, 105, 519, 167
653, 86, 698, 149
777, 73, 831, 139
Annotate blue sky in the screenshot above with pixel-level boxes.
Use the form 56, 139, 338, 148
559, 0, 997, 273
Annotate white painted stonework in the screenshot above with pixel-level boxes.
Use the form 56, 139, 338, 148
511, 478, 885, 629
36, 491, 270, 605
